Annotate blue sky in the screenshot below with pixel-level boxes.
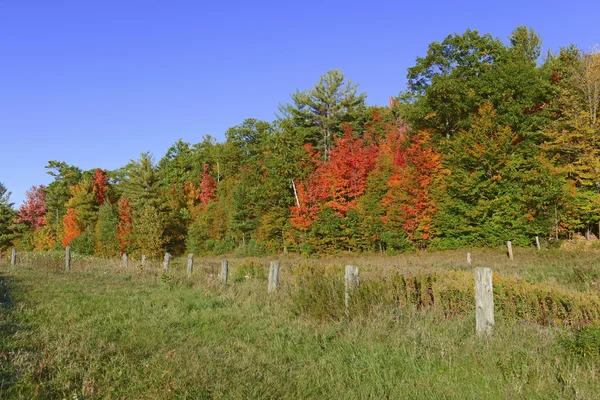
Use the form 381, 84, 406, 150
1, 0, 599, 207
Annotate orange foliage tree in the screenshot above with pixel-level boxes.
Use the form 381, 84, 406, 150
62, 208, 81, 247
382, 129, 444, 246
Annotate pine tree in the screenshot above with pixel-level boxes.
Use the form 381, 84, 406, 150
279, 70, 367, 161
0, 183, 17, 251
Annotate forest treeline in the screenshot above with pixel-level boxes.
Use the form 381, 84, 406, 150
1, 27, 599, 257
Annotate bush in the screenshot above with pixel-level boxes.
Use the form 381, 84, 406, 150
233, 240, 269, 257
70, 230, 95, 255
232, 262, 266, 282
289, 265, 600, 327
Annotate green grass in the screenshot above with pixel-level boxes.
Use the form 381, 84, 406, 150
1, 254, 600, 399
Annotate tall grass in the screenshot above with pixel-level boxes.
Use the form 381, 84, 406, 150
1, 248, 600, 398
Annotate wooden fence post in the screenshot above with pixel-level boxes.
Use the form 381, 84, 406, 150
221, 260, 228, 284
507, 241, 513, 261
10, 248, 16, 266
475, 267, 494, 335
65, 246, 71, 271
141, 255, 146, 269
535, 236, 541, 251
187, 254, 194, 278
467, 252, 472, 266
163, 252, 170, 273
344, 265, 360, 317
122, 253, 128, 268
268, 261, 280, 294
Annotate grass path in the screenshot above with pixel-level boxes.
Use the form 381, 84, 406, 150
0, 264, 599, 399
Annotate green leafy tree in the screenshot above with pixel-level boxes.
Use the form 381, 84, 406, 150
400, 29, 505, 140
432, 103, 562, 248
543, 48, 600, 236
133, 205, 165, 259
95, 202, 120, 257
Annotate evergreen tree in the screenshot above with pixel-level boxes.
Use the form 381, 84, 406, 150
120, 153, 164, 211
279, 69, 367, 161
0, 183, 17, 251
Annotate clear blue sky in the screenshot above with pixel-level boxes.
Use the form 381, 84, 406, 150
2, 0, 598, 207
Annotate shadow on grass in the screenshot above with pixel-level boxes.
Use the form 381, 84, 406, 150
0, 270, 24, 394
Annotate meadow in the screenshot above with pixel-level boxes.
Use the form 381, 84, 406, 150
1, 246, 600, 399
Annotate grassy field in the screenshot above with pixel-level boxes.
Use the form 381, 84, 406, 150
1, 247, 600, 398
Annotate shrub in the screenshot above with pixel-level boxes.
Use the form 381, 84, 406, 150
233, 262, 266, 282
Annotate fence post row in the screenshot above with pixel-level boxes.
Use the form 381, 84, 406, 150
344, 265, 360, 317
122, 253, 128, 268
65, 246, 71, 271
141, 254, 146, 269
535, 236, 541, 251
475, 267, 494, 335
11, 248, 16, 266
187, 254, 194, 278
507, 241, 513, 261
268, 261, 280, 294
220, 259, 228, 284
466, 252, 472, 266
163, 252, 171, 273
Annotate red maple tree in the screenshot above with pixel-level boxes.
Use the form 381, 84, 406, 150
199, 164, 216, 208
92, 168, 109, 205
17, 185, 47, 229
290, 124, 378, 229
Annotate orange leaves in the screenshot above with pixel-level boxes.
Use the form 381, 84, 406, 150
383, 129, 443, 243
62, 208, 81, 247
184, 164, 216, 219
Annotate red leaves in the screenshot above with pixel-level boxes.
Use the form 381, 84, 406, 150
92, 168, 108, 205
116, 197, 133, 252
383, 129, 442, 243
17, 185, 46, 229
184, 164, 216, 219
290, 127, 378, 229
199, 164, 216, 208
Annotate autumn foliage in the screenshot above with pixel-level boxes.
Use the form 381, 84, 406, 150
17, 185, 47, 229
290, 125, 378, 230
62, 208, 81, 247
92, 168, 109, 205
382, 129, 443, 244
